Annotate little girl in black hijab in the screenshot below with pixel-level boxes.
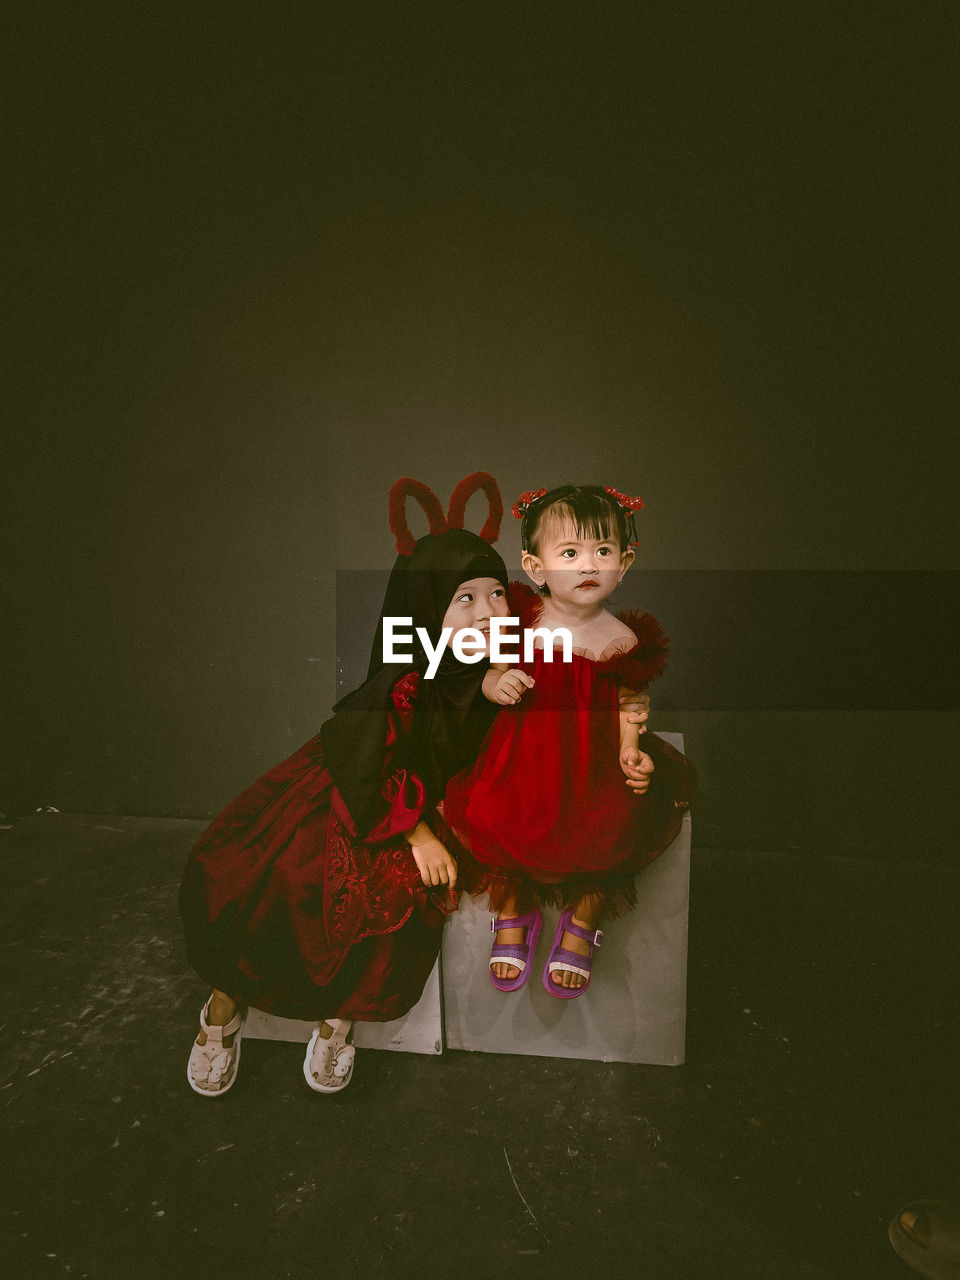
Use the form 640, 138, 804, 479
179, 474, 508, 1096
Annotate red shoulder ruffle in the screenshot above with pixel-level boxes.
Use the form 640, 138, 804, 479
505, 587, 668, 686
506, 579, 544, 631
599, 610, 670, 689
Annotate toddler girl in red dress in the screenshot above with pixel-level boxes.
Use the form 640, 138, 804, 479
444, 484, 697, 997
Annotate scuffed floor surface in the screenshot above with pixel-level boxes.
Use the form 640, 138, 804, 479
2, 813, 959, 1280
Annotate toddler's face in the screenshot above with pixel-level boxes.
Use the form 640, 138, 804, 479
441, 577, 510, 654
523, 517, 633, 608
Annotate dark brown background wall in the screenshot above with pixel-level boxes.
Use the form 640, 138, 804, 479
5, 3, 957, 859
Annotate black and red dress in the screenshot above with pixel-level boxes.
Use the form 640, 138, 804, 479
179, 530, 507, 1021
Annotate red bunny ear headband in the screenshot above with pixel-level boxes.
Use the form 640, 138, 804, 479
511, 485, 645, 548
388, 471, 504, 556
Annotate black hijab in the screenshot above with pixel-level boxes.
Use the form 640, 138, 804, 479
320, 529, 508, 837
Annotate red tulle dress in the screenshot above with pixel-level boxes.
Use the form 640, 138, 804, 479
179, 671, 456, 1022
443, 585, 696, 917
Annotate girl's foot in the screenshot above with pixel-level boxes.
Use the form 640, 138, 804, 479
489, 898, 522, 982
551, 915, 594, 990
303, 1019, 355, 1093
489, 910, 543, 991
491, 924, 521, 980
187, 995, 243, 1096
542, 909, 603, 998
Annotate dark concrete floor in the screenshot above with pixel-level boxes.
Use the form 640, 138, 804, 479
3, 813, 958, 1280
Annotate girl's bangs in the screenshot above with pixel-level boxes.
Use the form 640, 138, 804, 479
537, 499, 621, 548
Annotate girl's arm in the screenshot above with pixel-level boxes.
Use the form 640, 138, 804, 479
482, 664, 508, 701
483, 664, 535, 705
619, 699, 642, 753
406, 819, 458, 887
619, 687, 650, 731
618, 683, 654, 794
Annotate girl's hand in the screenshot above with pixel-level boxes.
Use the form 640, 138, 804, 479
620, 747, 655, 793
619, 689, 650, 734
409, 835, 459, 888
491, 668, 535, 705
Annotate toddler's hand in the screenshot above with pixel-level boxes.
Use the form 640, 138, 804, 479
492, 668, 535, 705
620, 747, 655, 794
619, 690, 650, 734
409, 836, 458, 888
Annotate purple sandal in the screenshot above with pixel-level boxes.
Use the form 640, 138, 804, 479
542, 908, 603, 999
488, 910, 543, 992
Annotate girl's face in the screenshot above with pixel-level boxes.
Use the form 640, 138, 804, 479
441, 577, 510, 653
522, 515, 634, 609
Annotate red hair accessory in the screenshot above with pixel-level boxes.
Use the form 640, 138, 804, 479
511, 489, 548, 519
604, 485, 644, 548
604, 486, 645, 513
388, 472, 504, 555
447, 471, 503, 544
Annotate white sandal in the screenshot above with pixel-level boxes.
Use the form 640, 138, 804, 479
187, 1000, 243, 1097
302, 1019, 355, 1094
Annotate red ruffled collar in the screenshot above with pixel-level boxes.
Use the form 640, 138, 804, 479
505, 581, 669, 688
